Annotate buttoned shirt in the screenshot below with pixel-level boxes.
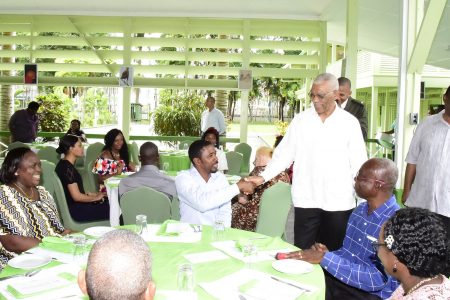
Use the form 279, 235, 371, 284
321, 195, 400, 298
261, 105, 367, 211
201, 108, 226, 134
405, 110, 450, 218
175, 167, 239, 226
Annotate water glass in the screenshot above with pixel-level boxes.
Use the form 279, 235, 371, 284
135, 214, 148, 236
242, 241, 257, 269
177, 263, 195, 291
72, 235, 87, 265
162, 162, 170, 173
212, 219, 225, 241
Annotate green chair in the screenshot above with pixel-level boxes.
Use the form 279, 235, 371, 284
84, 142, 104, 192
37, 146, 60, 165
129, 141, 139, 165
85, 142, 104, 168
39, 160, 109, 231
255, 182, 292, 238
234, 142, 252, 176
120, 187, 172, 225
8, 141, 29, 151
171, 196, 181, 221
85, 160, 100, 193
225, 151, 243, 176
394, 188, 405, 208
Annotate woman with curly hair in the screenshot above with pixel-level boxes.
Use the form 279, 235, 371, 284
375, 208, 450, 299
92, 129, 135, 184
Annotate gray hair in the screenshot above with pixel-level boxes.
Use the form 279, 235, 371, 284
313, 73, 339, 91
370, 158, 398, 190
85, 230, 152, 300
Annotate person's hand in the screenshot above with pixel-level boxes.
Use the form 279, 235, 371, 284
284, 249, 325, 264
238, 194, 248, 205
310, 242, 328, 253
237, 179, 255, 195
246, 176, 265, 186
401, 190, 409, 205
116, 161, 125, 174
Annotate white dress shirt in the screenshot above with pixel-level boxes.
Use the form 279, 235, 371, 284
405, 111, 450, 218
216, 147, 228, 172
261, 105, 367, 211
175, 167, 239, 226
201, 108, 226, 134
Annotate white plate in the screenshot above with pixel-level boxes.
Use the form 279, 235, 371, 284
83, 226, 115, 238
8, 254, 52, 269
272, 259, 314, 274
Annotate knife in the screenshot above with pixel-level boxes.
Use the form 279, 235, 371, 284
270, 276, 312, 292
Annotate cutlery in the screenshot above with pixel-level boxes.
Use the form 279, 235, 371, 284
0, 269, 41, 281
270, 276, 312, 292
238, 295, 248, 300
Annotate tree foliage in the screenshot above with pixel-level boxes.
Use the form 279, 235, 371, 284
35, 93, 71, 132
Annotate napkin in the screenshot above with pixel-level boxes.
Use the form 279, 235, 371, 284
238, 277, 304, 300
156, 220, 180, 236
40, 237, 75, 254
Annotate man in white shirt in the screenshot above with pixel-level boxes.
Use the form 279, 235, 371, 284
249, 73, 367, 251
201, 96, 226, 135
175, 140, 255, 226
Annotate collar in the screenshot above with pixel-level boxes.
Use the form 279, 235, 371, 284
340, 98, 349, 109
140, 165, 159, 172
366, 195, 397, 219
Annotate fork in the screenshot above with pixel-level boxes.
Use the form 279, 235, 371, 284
0, 269, 41, 281
192, 225, 202, 232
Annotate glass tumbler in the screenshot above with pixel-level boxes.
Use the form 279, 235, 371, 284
213, 219, 225, 241
135, 214, 148, 236
72, 235, 87, 265
242, 241, 257, 269
177, 263, 195, 291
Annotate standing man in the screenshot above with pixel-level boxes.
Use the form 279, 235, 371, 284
8, 101, 40, 143
201, 96, 226, 135
119, 142, 177, 199
402, 85, 450, 276
175, 140, 255, 226
249, 73, 367, 251
337, 77, 368, 140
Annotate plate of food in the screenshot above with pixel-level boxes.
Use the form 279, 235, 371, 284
83, 226, 116, 238
8, 254, 52, 269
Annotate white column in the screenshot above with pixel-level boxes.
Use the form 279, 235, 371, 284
121, 18, 132, 140
240, 20, 251, 143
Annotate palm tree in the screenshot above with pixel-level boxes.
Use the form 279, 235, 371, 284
0, 32, 14, 145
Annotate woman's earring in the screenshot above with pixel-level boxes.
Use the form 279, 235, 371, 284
14, 172, 18, 176
393, 262, 398, 273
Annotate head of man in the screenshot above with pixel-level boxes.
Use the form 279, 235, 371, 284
337, 77, 352, 105
27, 101, 40, 116
188, 140, 218, 175
78, 230, 155, 300
354, 158, 398, 201
139, 142, 159, 167
309, 73, 339, 118
205, 96, 215, 111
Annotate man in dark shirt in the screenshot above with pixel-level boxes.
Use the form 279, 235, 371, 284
8, 101, 40, 143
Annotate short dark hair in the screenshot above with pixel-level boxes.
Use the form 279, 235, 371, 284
27, 101, 40, 111
0, 147, 33, 184
103, 129, 130, 167
188, 140, 212, 164
338, 77, 352, 88
70, 119, 81, 126
383, 208, 449, 277
201, 127, 220, 148
445, 85, 450, 97
56, 134, 80, 155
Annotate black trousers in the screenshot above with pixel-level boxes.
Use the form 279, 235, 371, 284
324, 270, 382, 300
438, 214, 450, 277
294, 207, 353, 251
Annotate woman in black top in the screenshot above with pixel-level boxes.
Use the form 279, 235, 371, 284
66, 119, 87, 143
55, 135, 109, 221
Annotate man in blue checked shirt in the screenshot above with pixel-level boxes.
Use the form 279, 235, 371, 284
284, 158, 400, 300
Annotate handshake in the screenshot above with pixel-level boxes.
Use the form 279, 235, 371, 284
236, 176, 265, 195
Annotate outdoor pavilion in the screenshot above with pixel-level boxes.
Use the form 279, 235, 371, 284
1, 0, 450, 186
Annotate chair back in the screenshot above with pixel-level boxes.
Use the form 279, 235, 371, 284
121, 187, 171, 225
129, 141, 139, 165
8, 141, 29, 151
225, 151, 243, 176
85, 142, 104, 170
234, 142, 252, 175
171, 196, 181, 221
255, 182, 292, 238
37, 146, 60, 165
39, 160, 109, 231
84, 160, 100, 193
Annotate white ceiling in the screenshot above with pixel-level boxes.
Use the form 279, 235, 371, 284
1, 0, 449, 70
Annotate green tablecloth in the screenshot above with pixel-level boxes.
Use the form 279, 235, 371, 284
159, 151, 190, 172
0, 226, 325, 300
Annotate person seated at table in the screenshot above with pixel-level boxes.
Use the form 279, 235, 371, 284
376, 208, 450, 299
66, 119, 87, 143
92, 128, 136, 184
0, 147, 70, 270
175, 140, 255, 226
283, 158, 400, 300
231, 146, 290, 231
119, 142, 177, 199
201, 127, 228, 173
55, 135, 109, 222
78, 229, 156, 300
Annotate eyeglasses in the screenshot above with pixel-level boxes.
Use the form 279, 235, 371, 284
354, 172, 386, 186
372, 241, 387, 252
308, 91, 334, 101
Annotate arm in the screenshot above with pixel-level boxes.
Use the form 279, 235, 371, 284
67, 183, 105, 203
218, 111, 227, 135
358, 106, 368, 141
0, 234, 40, 254
402, 163, 416, 204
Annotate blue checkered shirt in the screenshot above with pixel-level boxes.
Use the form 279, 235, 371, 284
320, 195, 400, 299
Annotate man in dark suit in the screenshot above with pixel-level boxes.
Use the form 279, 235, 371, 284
337, 77, 368, 140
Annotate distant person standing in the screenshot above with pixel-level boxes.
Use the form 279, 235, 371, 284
337, 77, 368, 140
201, 96, 226, 135
66, 119, 87, 143
8, 101, 40, 143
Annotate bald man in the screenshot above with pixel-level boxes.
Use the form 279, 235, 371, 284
78, 230, 155, 300
119, 142, 177, 199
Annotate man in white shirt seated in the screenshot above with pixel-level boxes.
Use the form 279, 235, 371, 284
201, 96, 226, 135
175, 140, 255, 226
119, 142, 177, 199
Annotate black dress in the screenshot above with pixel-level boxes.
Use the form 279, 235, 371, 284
55, 159, 109, 222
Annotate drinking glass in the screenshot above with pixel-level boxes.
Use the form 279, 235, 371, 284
213, 219, 225, 241
162, 162, 170, 173
177, 263, 195, 291
72, 235, 87, 266
242, 240, 257, 269
135, 214, 148, 236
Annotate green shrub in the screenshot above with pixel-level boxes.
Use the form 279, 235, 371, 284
35, 93, 71, 132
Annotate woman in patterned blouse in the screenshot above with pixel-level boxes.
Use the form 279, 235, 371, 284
92, 128, 136, 184
0, 147, 70, 270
